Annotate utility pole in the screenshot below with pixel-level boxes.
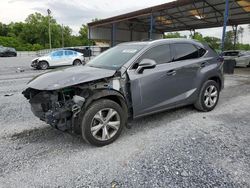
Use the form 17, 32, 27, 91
61, 24, 64, 48
47, 9, 52, 49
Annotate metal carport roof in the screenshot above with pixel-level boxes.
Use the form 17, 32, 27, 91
87, 0, 250, 48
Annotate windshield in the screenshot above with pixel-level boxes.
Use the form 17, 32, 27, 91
87, 45, 145, 70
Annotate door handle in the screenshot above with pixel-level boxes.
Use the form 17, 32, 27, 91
200, 62, 207, 68
166, 70, 176, 76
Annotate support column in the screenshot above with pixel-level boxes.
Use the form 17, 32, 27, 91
111, 23, 116, 47
88, 27, 91, 40
190, 29, 196, 39
149, 14, 154, 40
232, 25, 238, 49
221, 0, 230, 52
129, 23, 133, 41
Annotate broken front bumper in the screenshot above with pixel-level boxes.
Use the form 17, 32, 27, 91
31, 59, 39, 68
23, 88, 85, 131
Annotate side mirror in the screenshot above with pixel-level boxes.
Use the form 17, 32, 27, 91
136, 59, 156, 74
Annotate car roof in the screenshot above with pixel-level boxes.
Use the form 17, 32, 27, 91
223, 50, 242, 53
119, 38, 204, 47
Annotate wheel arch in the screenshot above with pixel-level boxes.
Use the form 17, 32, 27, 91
207, 76, 222, 91
38, 60, 49, 65
84, 89, 129, 117
73, 58, 82, 65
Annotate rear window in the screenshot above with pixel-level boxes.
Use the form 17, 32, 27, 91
223, 51, 239, 56
172, 43, 200, 61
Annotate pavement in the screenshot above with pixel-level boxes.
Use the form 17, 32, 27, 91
0, 56, 250, 187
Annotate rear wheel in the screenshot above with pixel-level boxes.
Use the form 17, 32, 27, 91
73, 59, 82, 66
194, 80, 220, 112
39, 61, 49, 70
81, 99, 125, 146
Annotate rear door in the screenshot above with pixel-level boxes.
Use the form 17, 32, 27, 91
169, 43, 206, 102
65, 50, 75, 65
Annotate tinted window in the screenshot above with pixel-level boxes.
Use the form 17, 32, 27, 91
139, 44, 171, 64
223, 51, 239, 56
198, 47, 206, 57
65, 50, 73, 56
52, 51, 63, 56
172, 43, 199, 61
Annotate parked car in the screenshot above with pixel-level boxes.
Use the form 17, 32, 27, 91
23, 39, 224, 146
221, 50, 242, 60
234, 51, 250, 67
31, 50, 85, 70
0, 46, 17, 57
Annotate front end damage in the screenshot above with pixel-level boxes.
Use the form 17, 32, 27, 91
22, 74, 130, 133
23, 87, 85, 131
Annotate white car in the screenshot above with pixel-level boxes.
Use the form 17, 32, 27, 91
222, 50, 250, 67
235, 51, 250, 67
31, 50, 85, 70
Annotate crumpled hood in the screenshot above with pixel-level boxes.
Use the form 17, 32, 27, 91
27, 66, 116, 90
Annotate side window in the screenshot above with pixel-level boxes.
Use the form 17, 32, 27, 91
65, 50, 73, 56
172, 43, 199, 61
52, 51, 63, 57
139, 44, 171, 65
198, 47, 206, 57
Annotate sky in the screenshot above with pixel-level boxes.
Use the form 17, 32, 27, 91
0, 0, 250, 44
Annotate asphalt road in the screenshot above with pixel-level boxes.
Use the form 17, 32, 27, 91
0, 56, 250, 187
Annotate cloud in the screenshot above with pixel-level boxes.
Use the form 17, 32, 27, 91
2, 0, 250, 43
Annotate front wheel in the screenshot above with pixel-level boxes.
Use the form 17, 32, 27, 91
194, 80, 220, 112
39, 61, 49, 70
81, 99, 126, 146
73, 59, 82, 66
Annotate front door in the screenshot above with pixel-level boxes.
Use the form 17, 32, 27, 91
127, 43, 202, 118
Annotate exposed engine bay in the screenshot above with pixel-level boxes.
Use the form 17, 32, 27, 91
22, 76, 130, 133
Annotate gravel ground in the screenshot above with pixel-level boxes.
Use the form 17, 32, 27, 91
0, 57, 250, 187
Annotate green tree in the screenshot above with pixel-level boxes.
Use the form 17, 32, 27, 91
224, 31, 234, 50
237, 26, 244, 44
192, 32, 206, 42
164, 32, 186, 38
79, 24, 95, 45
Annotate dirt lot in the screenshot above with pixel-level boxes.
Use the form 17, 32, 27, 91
0, 56, 250, 187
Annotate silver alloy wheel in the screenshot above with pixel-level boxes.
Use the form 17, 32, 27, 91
74, 60, 82, 66
90, 108, 121, 141
204, 85, 218, 108
40, 62, 48, 69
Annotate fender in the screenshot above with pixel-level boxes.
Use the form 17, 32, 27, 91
83, 89, 128, 116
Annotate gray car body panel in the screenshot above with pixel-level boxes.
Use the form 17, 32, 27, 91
124, 39, 223, 118
25, 38, 223, 121
27, 66, 116, 90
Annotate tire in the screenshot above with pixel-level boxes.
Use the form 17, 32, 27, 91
194, 80, 220, 112
73, 59, 82, 66
81, 99, 126, 146
39, 61, 49, 70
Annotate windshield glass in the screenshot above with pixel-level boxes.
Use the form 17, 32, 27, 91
87, 45, 145, 70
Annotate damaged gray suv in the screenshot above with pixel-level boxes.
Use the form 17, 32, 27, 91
23, 39, 224, 146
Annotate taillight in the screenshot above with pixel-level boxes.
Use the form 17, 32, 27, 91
217, 56, 224, 64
